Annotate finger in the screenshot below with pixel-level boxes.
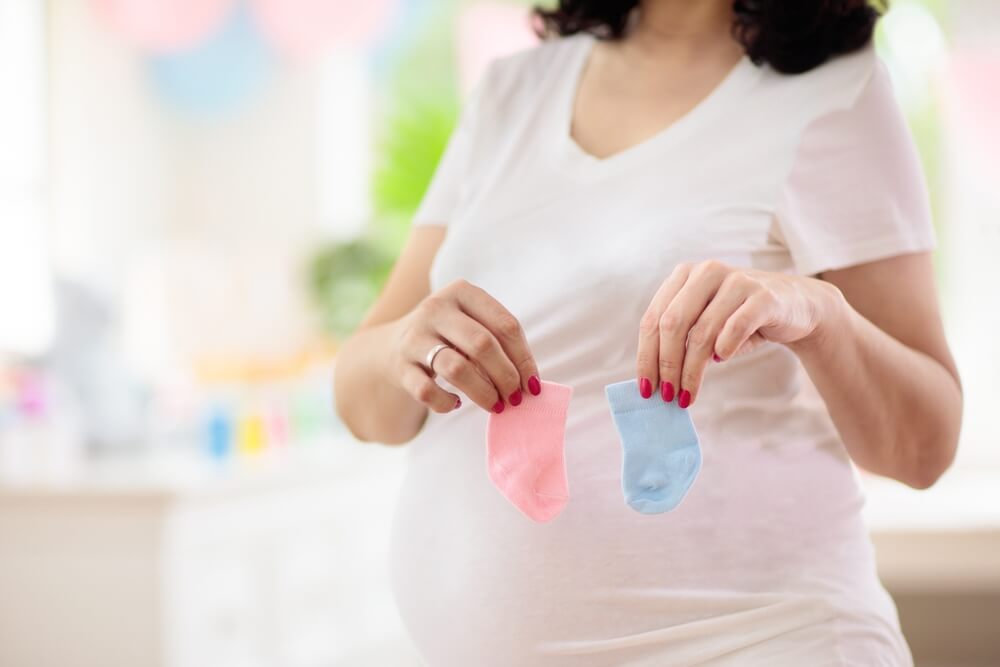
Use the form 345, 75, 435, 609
733, 331, 768, 358
400, 363, 461, 413
637, 262, 692, 400
716, 293, 776, 361
657, 261, 729, 405
451, 280, 541, 395
435, 310, 523, 406
430, 346, 504, 413
679, 276, 752, 406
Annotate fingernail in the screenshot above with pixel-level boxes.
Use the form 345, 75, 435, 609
712, 353, 722, 363
528, 375, 541, 396
509, 389, 522, 406
639, 377, 652, 399
454, 397, 462, 409
661, 381, 675, 402
678, 389, 691, 409
492, 399, 505, 414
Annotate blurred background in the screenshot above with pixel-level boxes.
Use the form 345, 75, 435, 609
0, 1, 996, 666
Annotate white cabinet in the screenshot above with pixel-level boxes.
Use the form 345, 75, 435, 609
0, 444, 420, 667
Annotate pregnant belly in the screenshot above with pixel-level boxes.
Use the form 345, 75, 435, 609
388, 402, 889, 666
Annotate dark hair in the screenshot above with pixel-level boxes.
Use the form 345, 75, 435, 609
533, 1, 885, 74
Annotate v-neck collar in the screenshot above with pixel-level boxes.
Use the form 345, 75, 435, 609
553, 33, 762, 179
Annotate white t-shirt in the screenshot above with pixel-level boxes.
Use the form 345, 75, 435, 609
390, 31, 934, 667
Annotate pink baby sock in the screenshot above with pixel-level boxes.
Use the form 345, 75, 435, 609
486, 380, 573, 522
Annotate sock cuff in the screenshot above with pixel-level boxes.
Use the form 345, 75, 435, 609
520, 380, 573, 415
604, 378, 657, 413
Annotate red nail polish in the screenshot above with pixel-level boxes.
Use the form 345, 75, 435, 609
492, 400, 505, 414
712, 353, 722, 363
678, 389, 691, 409
639, 377, 652, 398
661, 381, 675, 402
454, 397, 462, 409
509, 389, 522, 406
528, 375, 541, 396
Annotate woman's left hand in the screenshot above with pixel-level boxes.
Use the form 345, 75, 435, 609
636, 259, 842, 408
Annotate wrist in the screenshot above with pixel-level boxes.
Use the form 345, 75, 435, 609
786, 278, 850, 360
373, 318, 406, 388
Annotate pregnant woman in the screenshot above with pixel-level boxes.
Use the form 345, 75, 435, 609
334, 0, 963, 664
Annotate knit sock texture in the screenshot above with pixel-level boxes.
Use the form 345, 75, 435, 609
605, 378, 701, 514
486, 380, 573, 522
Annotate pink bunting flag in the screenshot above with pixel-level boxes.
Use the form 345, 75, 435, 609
90, 0, 236, 53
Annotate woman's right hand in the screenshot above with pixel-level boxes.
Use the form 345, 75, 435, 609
384, 278, 542, 415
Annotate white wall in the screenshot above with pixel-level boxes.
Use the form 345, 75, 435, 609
0, 0, 53, 356
938, 2, 1000, 470
44, 0, 374, 371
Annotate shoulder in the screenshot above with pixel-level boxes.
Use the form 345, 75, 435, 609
754, 40, 887, 121
474, 34, 589, 109
486, 33, 588, 85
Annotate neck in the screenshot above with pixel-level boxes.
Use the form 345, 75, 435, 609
630, 0, 734, 54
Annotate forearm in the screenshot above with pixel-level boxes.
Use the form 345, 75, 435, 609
788, 283, 962, 488
334, 321, 428, 445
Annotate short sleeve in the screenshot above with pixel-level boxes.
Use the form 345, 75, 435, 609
410, 63, 496, 227
774, 57, 937, 276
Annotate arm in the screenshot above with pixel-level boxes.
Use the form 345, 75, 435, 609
334, 225, 542, 445
333, 226, 444, 445
635, 251, 961, 491
334, 54, 544, 443
789, 252, 962, 488
647, 53, 962, 487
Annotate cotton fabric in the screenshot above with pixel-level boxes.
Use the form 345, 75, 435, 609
605, 378, 702, 514
486, 379, 574, 522
390, 31, 933, 667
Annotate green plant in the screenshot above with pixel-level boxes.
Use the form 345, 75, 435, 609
307, 238, 393, 338
307, 4, 459, 339
370, 5, 460, 251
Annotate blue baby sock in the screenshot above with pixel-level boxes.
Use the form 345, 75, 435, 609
604, 378, 702, 514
